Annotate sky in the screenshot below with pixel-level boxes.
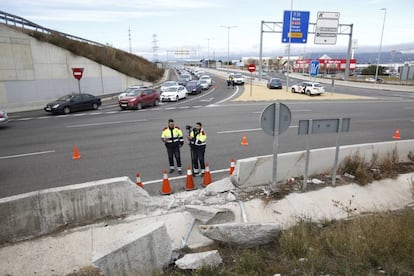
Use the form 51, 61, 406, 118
2, 0, 414, 61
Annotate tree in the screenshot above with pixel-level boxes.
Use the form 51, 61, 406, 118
361, 65, 385, 75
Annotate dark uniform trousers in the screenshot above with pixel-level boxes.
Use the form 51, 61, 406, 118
191, 144, 206, 171
166, 143, 181, 168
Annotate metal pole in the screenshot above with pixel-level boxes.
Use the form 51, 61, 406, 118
332, 118, 343, 186
259, 21, 264, 81
272, 103, 280, 191
344, 24, 353, 81
78, 79, 81, 94
374, 8, 387, 84
303, 119, 312, 191
286, 0, 293, 92
250, 72, 253, 96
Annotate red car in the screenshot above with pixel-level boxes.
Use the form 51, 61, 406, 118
118, 88, 160, 110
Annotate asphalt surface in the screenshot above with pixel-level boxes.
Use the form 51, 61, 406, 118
1, 70, 414, 197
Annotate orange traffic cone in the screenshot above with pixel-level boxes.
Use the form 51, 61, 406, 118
160, 170, 172, 195
136, 172, 144, 188
392, 128, 401, 140
241, 135, 248, 146
203, 163, 212, 187
72, 146, 81, 160
185, 166, 196, 191
229, 158, 235, 175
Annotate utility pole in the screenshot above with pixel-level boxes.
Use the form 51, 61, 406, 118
128, 27, 132, 53
220, 25, 237, 70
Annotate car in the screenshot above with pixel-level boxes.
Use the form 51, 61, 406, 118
232, 73, 245, 85
118, 88, 160, 110
199, 75, 212, 86
186, 80, 202, 95
160, 81, 179, 93
0, 109, 9, 126
267, 78, 283, 89
365, 77, 384, 83
181, 73, 192, 82
199, 79, 210, 90
290, 82, 325, 96
118, 85, 148, 100
177, 77, 189, 86
160, 85, 188, 102
44, 93, 102, 114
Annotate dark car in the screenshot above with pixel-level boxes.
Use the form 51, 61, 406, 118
177, 77, 189, 86
44, 93, 101, 114
185, 80, 202, 95
267, 78, 283, 89
118, 88, 160, 110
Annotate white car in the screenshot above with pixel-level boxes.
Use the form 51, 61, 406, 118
199, 80, 210, 90
160, 81, 179, 93
118, 85, 147, 100
160, 85, 188, 102
232, 73, 245, 85
0, 109, 8, 126
199, 75, 212, 86
290, 81, 325, 96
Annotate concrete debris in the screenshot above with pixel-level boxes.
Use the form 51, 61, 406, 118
199, 222, 281, 248
93, 221, 172, 276
201, 177, 236, 195
226, 192, 237, 202
175, 250, 222, 270
185, 205, 235, 224
311, 178, 324, 184
344, 172, 356, 179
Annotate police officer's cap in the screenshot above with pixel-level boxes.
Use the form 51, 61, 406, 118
168, 118, 174, 123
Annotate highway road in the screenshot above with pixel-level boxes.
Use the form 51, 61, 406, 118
1, 72, 414, 197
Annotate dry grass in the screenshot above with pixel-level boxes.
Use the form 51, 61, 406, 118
13, 27, 164, 83
165, 208, 414, 275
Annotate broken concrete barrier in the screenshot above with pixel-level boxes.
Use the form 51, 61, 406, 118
199, 222, 281, 248
175, 250, 222, 270
93, 221, 172, 275
185, 205, 235, 224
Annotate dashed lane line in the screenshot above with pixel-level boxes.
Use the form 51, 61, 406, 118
0, 150, 56, 160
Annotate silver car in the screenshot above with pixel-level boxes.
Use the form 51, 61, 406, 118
0, 109, 9, 126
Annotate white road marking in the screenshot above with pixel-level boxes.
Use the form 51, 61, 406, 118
105, 111, 119, 114
73, 113, 87, 116
192, 106, 202, 108
14, 117, 33, 121
165, 107, 177, 110
0, 150, 56, 160
66, 119, 147, 128
179, 106, 190, 109
217, 128, 261, 134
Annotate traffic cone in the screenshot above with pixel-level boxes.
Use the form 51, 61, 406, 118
241, 135, 248, 146
392, 128, 401, 140
203, 163, 212, 187
136, 172, 144, 188
229, 158, 235, 175
72, 146, 81, 160
160, 170, 172, 195
185, 166, 196, 191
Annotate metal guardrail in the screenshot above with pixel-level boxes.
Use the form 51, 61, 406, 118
0, 10, 105, 47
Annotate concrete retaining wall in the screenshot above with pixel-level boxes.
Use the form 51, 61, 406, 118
0, 24, 151, 112
232, 140, 414, 189
93, 221, 172, 275
0, 177, 154, 244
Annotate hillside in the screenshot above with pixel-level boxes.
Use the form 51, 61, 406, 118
9, 25, 164, 83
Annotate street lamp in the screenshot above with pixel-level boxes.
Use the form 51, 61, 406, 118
374, 8, 387, 84
206, 37, 213, 68
220, 25, 237, 69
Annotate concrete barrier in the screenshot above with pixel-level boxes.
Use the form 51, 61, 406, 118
93, 221, 172, 275
0, 177, 156, 244
231, 140, 414, 189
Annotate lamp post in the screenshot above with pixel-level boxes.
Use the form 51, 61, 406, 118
220, 25, 237, 70
374, 8, 387, 84
206, 38, 213, 68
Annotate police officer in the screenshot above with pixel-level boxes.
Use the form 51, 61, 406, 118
161, 119, 184, 174
187, 122, 207, 176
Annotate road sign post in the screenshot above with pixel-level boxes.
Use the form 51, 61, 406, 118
248, 64, 256, 97
72, 68, 84, 94
282, 10, 310, 44
315, 11, 340, 45
260, 102, 291, 191
310, 60, 320, 78
298, 117, 350, 189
